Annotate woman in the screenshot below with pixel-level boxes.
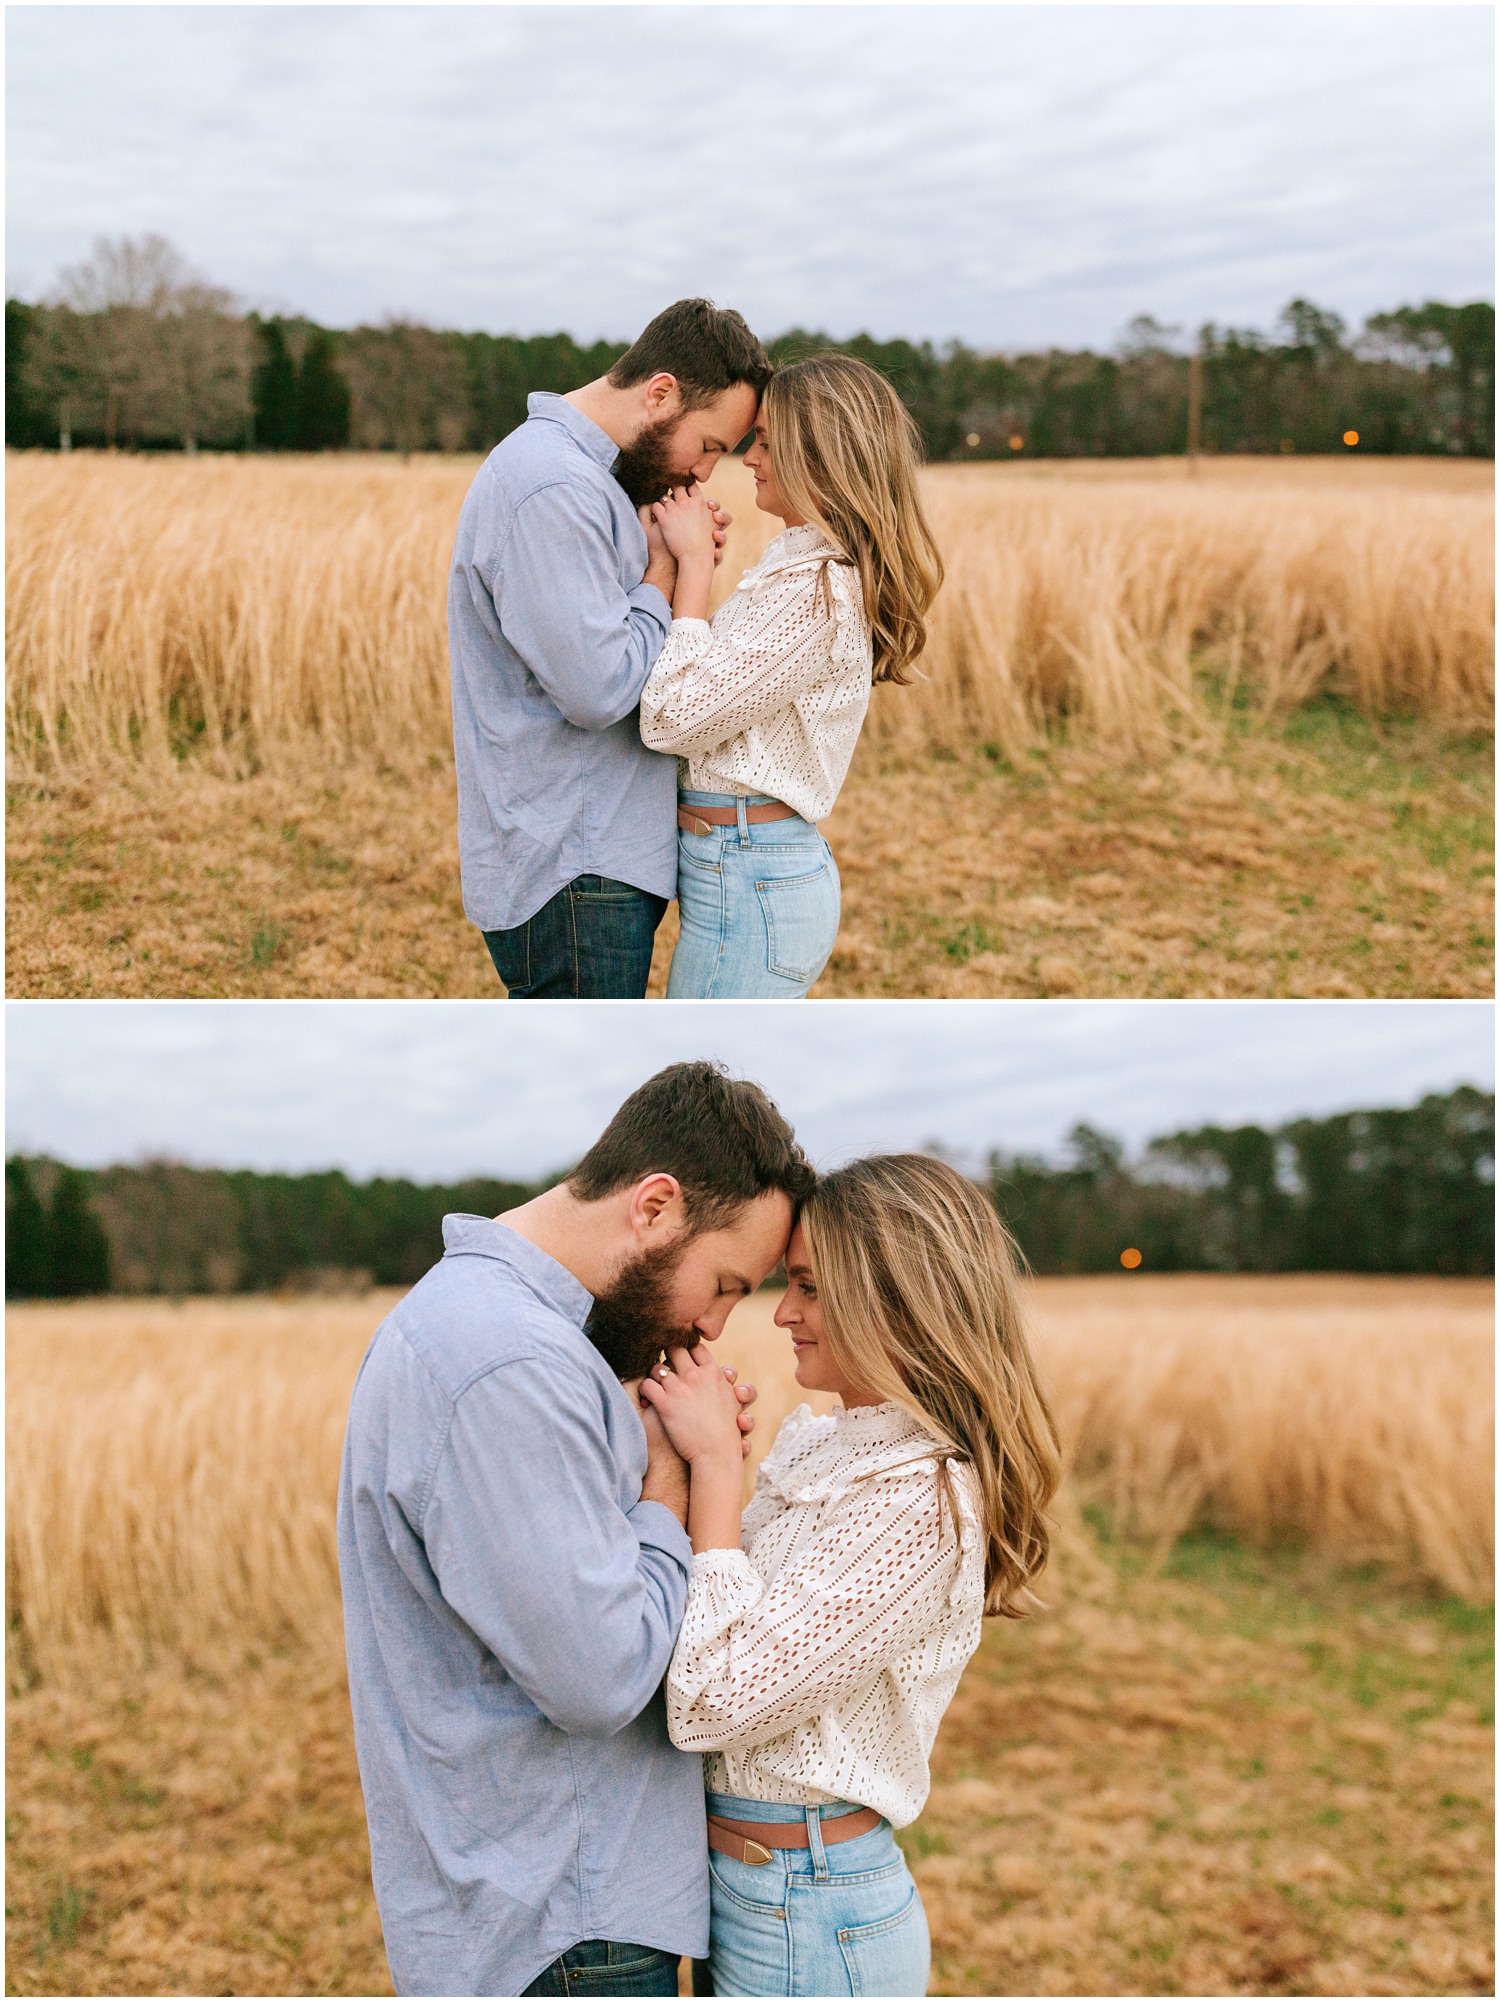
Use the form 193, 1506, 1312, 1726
639, 1155, 1061, 1998
638, 356, 943, 998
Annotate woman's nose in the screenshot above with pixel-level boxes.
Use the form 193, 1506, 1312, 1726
773, 1293, 795, 1327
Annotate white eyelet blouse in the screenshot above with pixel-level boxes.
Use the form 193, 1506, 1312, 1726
638, 525, 874, 825
664, 1400, 986, 1830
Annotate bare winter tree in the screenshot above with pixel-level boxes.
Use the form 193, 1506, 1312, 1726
56, 234, 183, 446
341, 319, 472, 457
18, 307, 98, 449
22, 234, 252, 450
156, 284, 256, 452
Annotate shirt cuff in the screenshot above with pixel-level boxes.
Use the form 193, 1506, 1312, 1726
627, 1497, 694, 1569
689, 1547, 760, 1587
629, 581, 673, 628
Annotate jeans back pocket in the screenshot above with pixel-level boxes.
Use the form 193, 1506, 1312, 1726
836, 1883, 930, 1998
755, 862, 840, 985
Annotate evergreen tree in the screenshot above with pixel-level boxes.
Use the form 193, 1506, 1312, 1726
297, 327, 350, 449
5, 1158, 53, 1297
47, 1167, 111, 1296
5, 300, 58, 448
251, 317, 299, 450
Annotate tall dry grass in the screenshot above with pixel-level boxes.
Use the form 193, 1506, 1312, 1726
6, 451, 1491, 779
907, 466, 1493, 760
7, 1277, 1491, 1689
6, 1296, 363, 1682
1026, 1275, 1495, 1599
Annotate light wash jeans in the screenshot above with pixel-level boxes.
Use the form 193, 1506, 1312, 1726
667, 792, 840, 1000
703, 1793, 930, 1998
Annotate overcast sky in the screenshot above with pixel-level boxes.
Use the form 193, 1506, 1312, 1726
6, 1001, 1490, 1182
6, 6, 1492, 349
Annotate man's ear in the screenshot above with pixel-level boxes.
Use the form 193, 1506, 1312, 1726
644, 372, 681, 415
628, 1172, 685, 1238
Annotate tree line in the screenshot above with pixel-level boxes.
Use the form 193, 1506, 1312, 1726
5, 234, 1493, 460
6, 1087, 1490, 1301
4, 1157, 545, 1299
987, 1086, 1493, 1277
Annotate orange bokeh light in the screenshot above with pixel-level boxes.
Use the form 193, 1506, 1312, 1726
1120, 1247, 1143, 1269
1343, 430, 1360, 447
1008, 435, 1024, 451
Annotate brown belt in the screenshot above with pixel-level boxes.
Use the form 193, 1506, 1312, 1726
678, 801, 799, 835
707, 1807, 882, 1866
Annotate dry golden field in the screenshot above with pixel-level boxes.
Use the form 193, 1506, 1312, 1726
7, 1276, 1492, 1996
6, 451, 1493, 999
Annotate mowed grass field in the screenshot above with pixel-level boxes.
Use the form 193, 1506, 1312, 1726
6, 452, 1492, 999
7, 1276, 1492, 1997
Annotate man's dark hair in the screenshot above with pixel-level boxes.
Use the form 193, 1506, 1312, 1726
607, 300, 773, 412
568, 1061, 813, 1228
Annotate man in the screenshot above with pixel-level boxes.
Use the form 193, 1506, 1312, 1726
338, 1062, 813, 1996
449, 301, 771, 998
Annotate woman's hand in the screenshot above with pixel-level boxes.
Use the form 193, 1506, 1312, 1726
639, 1343, 744, 1469
641, 1349, 748, 1556
651, 485, 717, 570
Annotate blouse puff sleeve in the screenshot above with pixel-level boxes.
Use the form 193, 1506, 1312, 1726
665, 1462, 968, 1755
638, 558, 853, 758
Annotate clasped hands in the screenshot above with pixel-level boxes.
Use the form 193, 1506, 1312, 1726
629, 1349, 753, 1530
638, 484, 729, 595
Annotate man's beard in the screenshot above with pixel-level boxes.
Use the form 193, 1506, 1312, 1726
611, 413, 690, 510
586, 1238, 702, 1382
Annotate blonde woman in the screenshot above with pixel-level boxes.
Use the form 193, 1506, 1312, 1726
638, 356, 943, 998
639, 1156, 1061, 1998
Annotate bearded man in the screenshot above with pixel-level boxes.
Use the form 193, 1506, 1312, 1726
337, 1062, 811, 1996
448, 300, 770, 997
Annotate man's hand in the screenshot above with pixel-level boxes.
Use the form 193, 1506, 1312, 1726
638, 502, 678, 601
638, 1396, 690, 1529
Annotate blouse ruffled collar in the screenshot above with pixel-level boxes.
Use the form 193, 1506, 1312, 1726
750, 523, 841, 578
755, 1399, 947, 1504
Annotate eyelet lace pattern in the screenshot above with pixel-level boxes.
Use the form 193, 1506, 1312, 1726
665, 1401, 986, 1829
639, 525, 874, 824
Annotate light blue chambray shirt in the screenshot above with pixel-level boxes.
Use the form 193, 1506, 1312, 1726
337, 1216, 708, 1997
448, 394, 679, 933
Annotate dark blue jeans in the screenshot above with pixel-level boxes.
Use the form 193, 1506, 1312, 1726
483, 875, 668, 999
521, 1939, 681, 1996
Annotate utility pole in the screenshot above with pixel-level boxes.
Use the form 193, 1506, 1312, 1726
1187, 339, 1203, 478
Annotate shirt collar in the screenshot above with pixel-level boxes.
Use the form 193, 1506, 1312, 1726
526, 391, 620, 469
754, 523, 841, 576
771, 524, 836, 557
440, 1213, 594, 1327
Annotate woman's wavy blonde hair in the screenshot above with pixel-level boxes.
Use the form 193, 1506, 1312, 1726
762, 354, 944, 685
799, 1154, 1061, 1618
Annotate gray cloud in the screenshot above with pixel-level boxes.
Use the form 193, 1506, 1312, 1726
6, 1000, 1491, 1183
6, 7, 1492, 346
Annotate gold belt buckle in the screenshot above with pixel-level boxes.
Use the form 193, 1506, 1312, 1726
686, 813, 714, 837
741, 1839, 774, 1866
